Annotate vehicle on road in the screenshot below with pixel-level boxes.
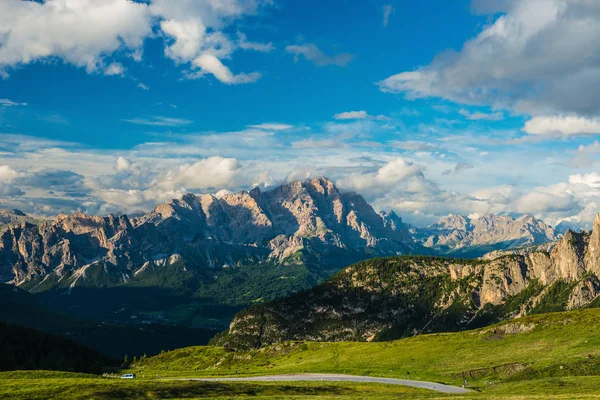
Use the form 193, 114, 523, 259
120, 374, 136, 379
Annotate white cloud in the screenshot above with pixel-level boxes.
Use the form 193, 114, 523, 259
523, 116, 600, 136
124, 116, 193, 126
150, 0, 267, 82
247, 123, 293, 131
569, 172, 600, 188
104, 62, 125, 76
115, 156, 133, 173
291, 138, 342, 149
333, 110, 390, 121
286, 43, 354, 67
0, 0, 152, 75
378, 0, 600, 120
0, 98, 27, 107
0, 165, 20, 183
382, 4, 394, 27
160, 156, 241, 191
0, 0, 268, 83
459, 109, 504, 121
336, 158, 424, 195
191, 53, 261, 84
137, 82, 150, 91
237, 32, 274, 53
513, 191, 578, 214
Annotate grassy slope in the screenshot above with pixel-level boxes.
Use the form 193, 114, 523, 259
0, 371, 433, 400
129, 308, 600, 394
4, 372, 600, 399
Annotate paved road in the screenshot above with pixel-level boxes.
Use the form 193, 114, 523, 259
178, 373, 471, 394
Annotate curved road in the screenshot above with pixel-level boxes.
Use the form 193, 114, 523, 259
177, 373, 471, 394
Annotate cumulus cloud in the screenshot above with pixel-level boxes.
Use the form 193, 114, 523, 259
286, 43, 354, 67
523, 116, 600, 136
115, 156, 134, 173
150, 0, 267, 83
513, 191, 578, 214
0, 0, 268, 82
378, 0, 600, 122
0, 0, 151, 75
0, 165, 20, 183
160, 156, 241, 191
191, 53, 261, 84
336, 158, 425, 195
569, 172, 600, 188
104, 62, 125, 76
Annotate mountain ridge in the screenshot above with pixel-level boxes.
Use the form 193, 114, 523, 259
413, 213, 558, 257
213, 214, 600, 350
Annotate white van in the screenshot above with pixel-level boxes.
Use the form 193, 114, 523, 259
120, 374, 136, 379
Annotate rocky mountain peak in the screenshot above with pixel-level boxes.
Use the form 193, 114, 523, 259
433, 214, 470, 231
414, 213, 558, 257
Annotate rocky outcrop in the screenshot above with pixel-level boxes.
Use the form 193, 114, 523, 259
214, 217, 600, 350
415, 214, 558, 257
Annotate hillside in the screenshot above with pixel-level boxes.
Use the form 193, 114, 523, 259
214, 214, 600, 349
132, 308, 600, 394
0, 322, 111, 373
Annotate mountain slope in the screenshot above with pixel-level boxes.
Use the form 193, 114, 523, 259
414, 214, 558, 257
1, 178, 420, 331
0, 321, 111, 372
213, 214, 600, 350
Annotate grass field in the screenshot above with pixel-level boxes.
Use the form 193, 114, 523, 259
4, 371, 600, 399
5, 308, 600, 399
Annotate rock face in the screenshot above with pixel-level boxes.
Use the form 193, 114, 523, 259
0, 209, 37, 227
0, 178, 418, 289
414, 214, 558, 257
214, 218, 600, 350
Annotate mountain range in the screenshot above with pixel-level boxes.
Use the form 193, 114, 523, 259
413, 213, 559, 257
0, 177, 566, 349
214, 214, 600, 350
1, 178, 419, 331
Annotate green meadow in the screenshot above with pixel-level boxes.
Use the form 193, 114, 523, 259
5, 308, 600, 399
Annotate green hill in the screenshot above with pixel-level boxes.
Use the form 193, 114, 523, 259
131, 308, 600, 391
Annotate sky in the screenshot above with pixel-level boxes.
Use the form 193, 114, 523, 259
1, 0, 600, 228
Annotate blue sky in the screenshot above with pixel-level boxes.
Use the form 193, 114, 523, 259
1, 0, 600, 228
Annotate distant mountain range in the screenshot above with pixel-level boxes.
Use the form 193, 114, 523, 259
0, 177, 566, 346
413, 213, 559, 257
214, 214, 600, 350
